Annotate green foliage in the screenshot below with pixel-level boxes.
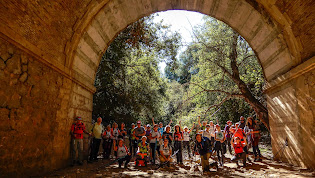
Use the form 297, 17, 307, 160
165, 17, 266, 127
93, 15, 181, 126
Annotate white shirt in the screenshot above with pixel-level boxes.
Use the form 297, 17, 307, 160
117, 145, 128, 158
150, 131, 160, 143
203, 129, 211, 139
183, 131, 190, 141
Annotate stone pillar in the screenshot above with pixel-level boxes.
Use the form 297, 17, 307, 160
265, 57, 315, 169
0, 37, 94, 176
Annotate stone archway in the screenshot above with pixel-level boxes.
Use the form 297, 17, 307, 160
68, 0, 314, 170
0, 0, 314, 176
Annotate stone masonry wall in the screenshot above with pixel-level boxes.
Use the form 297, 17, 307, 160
0, 37, 93, 177
267, 60, 315, 169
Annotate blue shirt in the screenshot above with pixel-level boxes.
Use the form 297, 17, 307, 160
158, 127, 164, 136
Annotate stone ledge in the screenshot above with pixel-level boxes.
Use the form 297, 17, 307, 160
264, 56, 315, 94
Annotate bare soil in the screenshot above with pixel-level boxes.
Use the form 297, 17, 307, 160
43, 144, 314, 178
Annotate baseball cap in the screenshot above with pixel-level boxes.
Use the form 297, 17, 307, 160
76, 117, 82, 120
137, 120, 141, 124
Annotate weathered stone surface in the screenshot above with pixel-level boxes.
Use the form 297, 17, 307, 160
0, 60, 5, 69
0, 39, 76, 177
19, 72, 28, 83
0, 0, 314, 177
6, 54, 21, 75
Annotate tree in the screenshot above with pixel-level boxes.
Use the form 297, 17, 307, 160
93, 15, 181, 125
184, 17, 268, 129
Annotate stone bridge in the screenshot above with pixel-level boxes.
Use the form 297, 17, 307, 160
0, 0, 314, 176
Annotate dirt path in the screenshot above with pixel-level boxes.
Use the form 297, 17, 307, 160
44, 145, 314, 178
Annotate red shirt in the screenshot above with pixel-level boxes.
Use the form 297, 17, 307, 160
233, 143, 244, 154
71, 122, 86, 139
174, 131, 183, 141
233, 128, 245, 140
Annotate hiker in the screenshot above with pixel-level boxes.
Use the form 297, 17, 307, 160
251, 119, 262, 161
209, 121, 215, 146
214, 124, 225, 166
159, 138, 172, 167
152, 117, 172, 137
113, 138, 131, 168
112, 122, 120, 141
89, 117, 104, 162
162, 125, 173, 144
149, 124, 161, 165
231, 122, 251, 162
239, 116, 246, 129
194, 133, 215, 173
173, 124, 183, 165
119, 122, 129, 149
202, 124, 212, 145
231, 137, 247, 167
182, 124, 194, 159
70, 117, 91, 166
136, 136, 150, 166
129, 123, 136, 156
198, 118, 207, 131
224, 120, 233, 154
145, 124, 151, 143
102, 124, 113, 159
133, 120, 145, 144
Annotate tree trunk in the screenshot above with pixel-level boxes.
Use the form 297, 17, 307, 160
229, 32, 269, 130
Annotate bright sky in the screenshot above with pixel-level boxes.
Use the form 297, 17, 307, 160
153, 10, 206, 74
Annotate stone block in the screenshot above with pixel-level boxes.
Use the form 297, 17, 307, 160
19, 72, 28, 83
0, 60, 5, 69
21, 54, 28, 64
6, 54, 22, 75
22, 64, 28, 72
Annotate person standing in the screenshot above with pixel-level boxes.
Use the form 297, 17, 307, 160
224, 121, 233, 154
239, 116, 246, 129
182, 124, 194, 159
89, 117, 104, 162
149, 124, 161, 165
133, 120, 146, 145
252, 119, 262, 161
119, 123, 129, 149
70, 117, 90, 166
102, 125, 113, 159
214, 124, 226, 166
129, 123, 136, 156
209, 121, 215, 146
173, 124, 183, 165
162, 125, 173, 144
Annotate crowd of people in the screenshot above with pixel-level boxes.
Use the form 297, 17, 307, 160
70, 115, 263, 173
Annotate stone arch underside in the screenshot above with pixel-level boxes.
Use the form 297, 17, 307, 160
0, 0, 314, 177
